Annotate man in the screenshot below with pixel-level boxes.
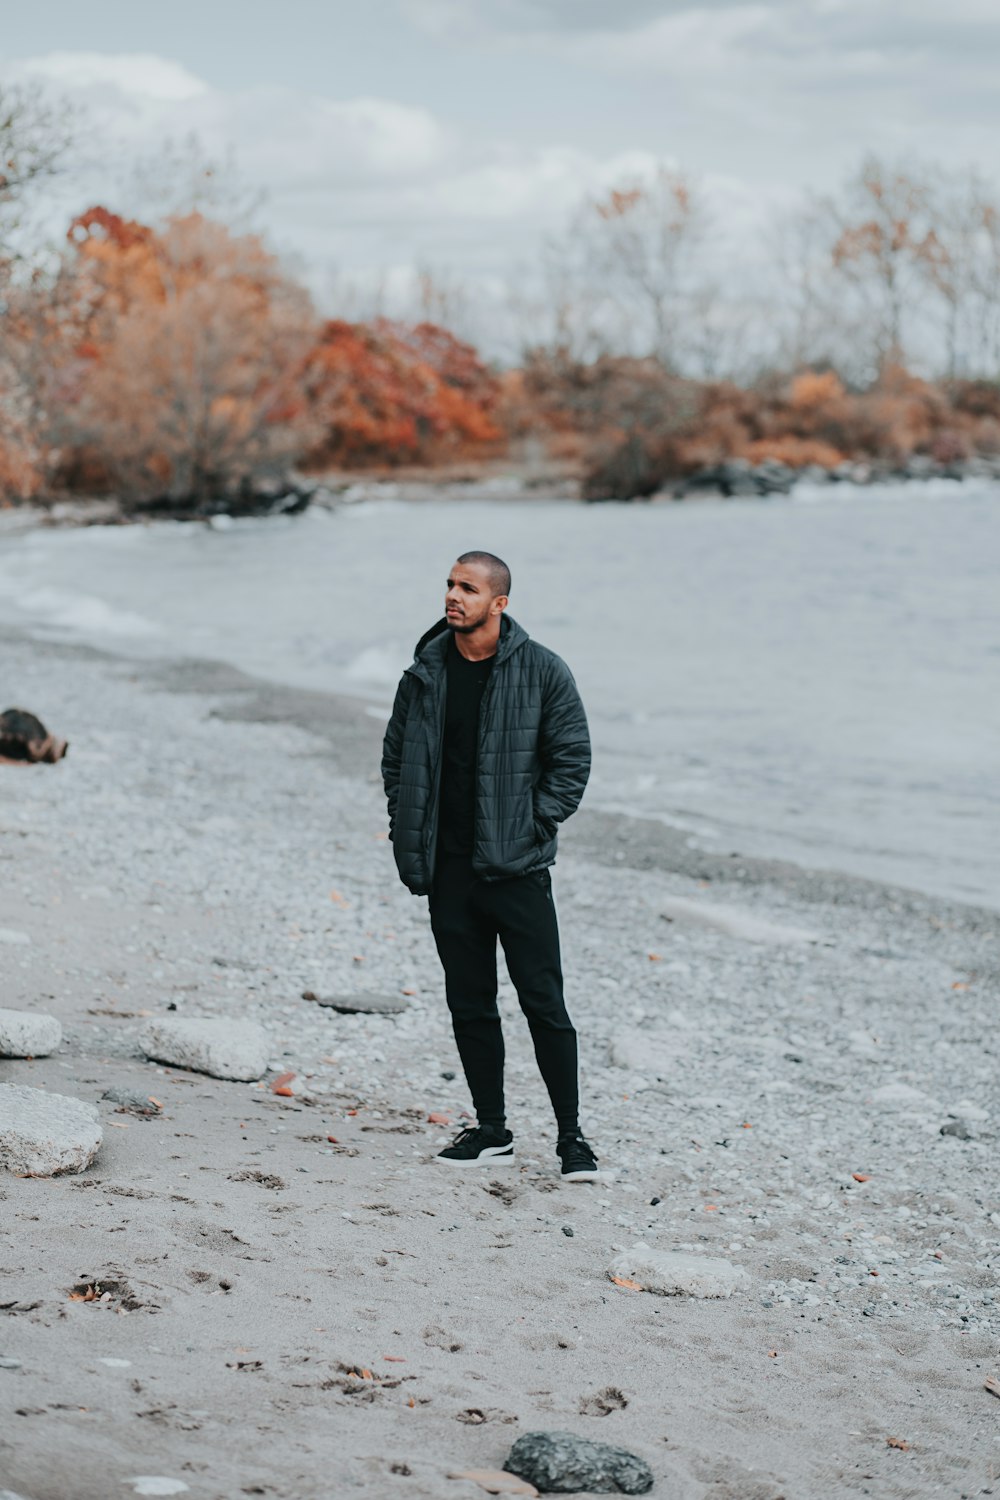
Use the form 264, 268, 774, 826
381, 551, 598, 1180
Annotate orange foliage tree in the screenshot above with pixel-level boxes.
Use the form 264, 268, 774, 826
55, 208, 320, 506
303, 318, 502, 469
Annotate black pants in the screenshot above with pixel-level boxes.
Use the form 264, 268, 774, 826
428, 853, 579, 1135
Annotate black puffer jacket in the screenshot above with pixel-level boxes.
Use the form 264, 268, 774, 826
381, 614, 591, 895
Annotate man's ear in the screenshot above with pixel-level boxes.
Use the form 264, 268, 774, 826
493, 595, 509, 615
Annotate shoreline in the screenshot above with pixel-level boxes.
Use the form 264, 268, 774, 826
2, 622, 999, 1499
4, 622, 994, 922
3, 458, 998, 533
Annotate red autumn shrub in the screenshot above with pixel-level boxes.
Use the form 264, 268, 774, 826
303, 318, 502, 468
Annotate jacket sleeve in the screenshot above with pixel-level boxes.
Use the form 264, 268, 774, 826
381, 673, 413, 841
533, 657, 591, 837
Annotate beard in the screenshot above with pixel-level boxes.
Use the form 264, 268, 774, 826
447, 604, 492, 633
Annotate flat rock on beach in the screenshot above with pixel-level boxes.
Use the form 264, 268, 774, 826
0, 1083, 102, 1175
608, 1246, 749, 1298
307, 990, 410, 1015
138, 1017, 269, 1081
0, 1008, 62, 1057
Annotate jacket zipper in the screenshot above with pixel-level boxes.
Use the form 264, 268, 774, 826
423, 669, 446, 874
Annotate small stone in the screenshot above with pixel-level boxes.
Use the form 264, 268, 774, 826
562, 1225, 574, 1237
505, 1431, 653, 1495
0, 1084, 102, 1175
0, 1008, 62, 1058
101, 1087, 161, 1115
0, 1356, 22, 1369
608, 1245, 748, 1299
609, 1032, 685, 1077
450, 1472, 538, 1497
951, 1098, 988, 1121
940, 1118, 972, 1140
138, 1018, 269, 1081
309, 992, 409, 1015
130, 1482, 190, 1497
870, 1082, 932, 1108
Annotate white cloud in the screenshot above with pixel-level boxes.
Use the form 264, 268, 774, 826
12, 50, 208, 101
3, 49, 671, 271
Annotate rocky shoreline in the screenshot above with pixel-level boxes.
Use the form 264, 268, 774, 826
3, 451, 998, 531
1, 625, 998, 1498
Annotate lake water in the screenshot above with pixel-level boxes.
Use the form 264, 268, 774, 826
1, 480, 998, 909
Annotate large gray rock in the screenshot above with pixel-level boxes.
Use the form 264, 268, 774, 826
608, 1244, 748, 1299
505, 1431, 653, 1495
0, 1008, 62, 1058
0, 1084, 102, 1175
138, 1017, 269, 1081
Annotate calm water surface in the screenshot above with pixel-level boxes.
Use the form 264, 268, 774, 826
1, 482, 997, 908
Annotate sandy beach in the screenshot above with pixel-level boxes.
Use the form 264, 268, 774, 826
2, 621, 999, 1500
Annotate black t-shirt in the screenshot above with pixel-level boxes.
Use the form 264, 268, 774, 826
437, 634, 495, 856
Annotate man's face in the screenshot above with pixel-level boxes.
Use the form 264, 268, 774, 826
445, 560, 501, 632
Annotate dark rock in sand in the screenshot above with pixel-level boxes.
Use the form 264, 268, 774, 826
940, 1118, 972, 1140
304, 991, 409, 1016
505, 1431, 653, 1494
0, 708, 68, 764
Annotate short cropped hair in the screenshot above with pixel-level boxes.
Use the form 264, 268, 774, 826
457, 550, 511, 598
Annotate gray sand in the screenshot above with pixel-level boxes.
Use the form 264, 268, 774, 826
1, 627, 998, 1499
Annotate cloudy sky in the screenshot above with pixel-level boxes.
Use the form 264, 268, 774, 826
3, 0, 998, 336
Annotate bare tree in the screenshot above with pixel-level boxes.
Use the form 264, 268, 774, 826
123, 132, 265, 230
578, 168, 708, 368
0, 84, 73, 271
0, 84, 75, 498
921, 168, 1000, 378
826, 155, 942, 371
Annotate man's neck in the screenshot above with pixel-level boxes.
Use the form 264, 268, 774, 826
452, 619, 501, 661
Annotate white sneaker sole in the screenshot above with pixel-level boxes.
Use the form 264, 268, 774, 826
562, 1168, 600, 1181
436, 1148, 516, 1167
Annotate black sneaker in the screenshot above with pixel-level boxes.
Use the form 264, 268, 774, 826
436, 1125, 514, 1167
557, 1130, 599, 1181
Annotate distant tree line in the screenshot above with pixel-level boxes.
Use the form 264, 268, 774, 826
2, 83, 1000, 507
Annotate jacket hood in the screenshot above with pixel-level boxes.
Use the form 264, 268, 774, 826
412, 612, 529, 666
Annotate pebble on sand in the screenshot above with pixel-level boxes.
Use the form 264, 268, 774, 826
0, 1008, 62, 1058
608, 1245, 748, 1299
101, 1086, 162, 1115
304, 990, 410, 1015
505, 1431, 654, 1496
450, 1471, 539, 1497
138, 1017, 270, 1081
0, 1083, 102, 1175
